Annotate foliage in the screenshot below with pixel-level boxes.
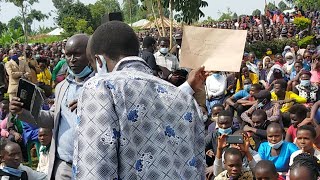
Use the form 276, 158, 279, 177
52, 0, 73, 10
278, 1, 290, 11
245, 38, 297, 58
29, 35, 64, 44
75, 19, 93, 34
0, 21, 7, 35
232, 13, 238, 20
122, 0, 140, 23
252, 9, 261, 16
266, 2, 278, 11
88, 0, 121, 29
290, 0, 320, 11
60, 16, 77, 38
293, 17, 311, 30
7, 17, 23, 30
56, 2, 93, 27
297, 36, 315, 48
218, 8, 233, 21
0, 28, 24, 48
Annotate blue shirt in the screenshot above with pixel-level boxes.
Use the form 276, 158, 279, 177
258, 141, 298, 172
233, 90, 250, 100
56, 73, 94, 163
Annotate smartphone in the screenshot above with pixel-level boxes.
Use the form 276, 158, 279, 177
226, 135, 244, 144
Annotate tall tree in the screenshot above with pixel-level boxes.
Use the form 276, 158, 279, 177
4, 0, 47, 49
0, 21, 7, 35
252, 9, 262, 16
122, 0, 140, 24
89, 0, 121, 28
232, 13, 238, 20
52, 0, 73, 11
7, 17, 23, 30
56, 2, 93, 27
218, 8, 233, 21
289, 0, 320, 10
278, 1, 289, 11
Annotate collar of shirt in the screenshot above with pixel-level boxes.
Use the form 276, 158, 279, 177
66, 71, 95, 85
112, 56, 153, 75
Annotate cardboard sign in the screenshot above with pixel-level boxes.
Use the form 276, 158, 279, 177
180, 26, 247, 72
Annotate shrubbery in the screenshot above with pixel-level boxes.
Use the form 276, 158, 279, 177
293, 17, 311, 30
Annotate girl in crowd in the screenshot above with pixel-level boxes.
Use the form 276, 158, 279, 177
289, 153, 320, 180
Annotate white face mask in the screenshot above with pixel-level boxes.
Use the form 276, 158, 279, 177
268, 140, 284, 149
159, 48, 168, 54
96, 55, 108, 76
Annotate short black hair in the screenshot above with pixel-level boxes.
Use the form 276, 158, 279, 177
290, 153, 320, 180
297, 125, 317, 139
274, 79, 287, 89
224, 148, 242, 161
90, 21, 139, 61
212, 104, 225, 110
252, 109, 267, 121
158, 37, 169, 44
1, 99, 9, 105
267, 122, 282, 132
294, 61, 303, 66
251, 83, 262, 90
143, 36, 156, 48
218, 110, 233, 118
289, 104, 308, 120
255, 160, 277, 175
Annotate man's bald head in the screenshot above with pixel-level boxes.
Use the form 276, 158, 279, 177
65, 34, 89, 51
267, 122, 282, 132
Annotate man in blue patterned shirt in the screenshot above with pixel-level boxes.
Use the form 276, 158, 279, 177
73, 21, 206, 179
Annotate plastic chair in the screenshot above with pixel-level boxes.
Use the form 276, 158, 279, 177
26, 140, 41, 167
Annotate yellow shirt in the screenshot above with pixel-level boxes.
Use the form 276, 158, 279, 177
235, 73, 259, 92
271, 91, 307, 113
37, 69, 52, 86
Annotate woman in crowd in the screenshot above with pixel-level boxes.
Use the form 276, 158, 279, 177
235, 66, 259, 92
289, 153, 320, 180
258, 123, 298, 173
311, 62, 320, 85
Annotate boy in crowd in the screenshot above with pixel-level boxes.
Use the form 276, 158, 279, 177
207, 104, 225, 133
0, 138, 46, 180
285, 104, 308, 143
271, 79, 306, 127
37, 128, 52, 174
255, 160, 285, 180
214, 148, 253, 180
243, 109, 269, 150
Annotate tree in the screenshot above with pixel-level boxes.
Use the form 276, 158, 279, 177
218, 8, 233, 21
232, 13, 238, 20
252, 9, 261, 16
289, 0, 320, 10
278, 1, 289, 11
75, 19, 94, 34
57, 2, 93, 27
89, 0, 121, 29
4, 0, 47, 47
52, 0, 73, 10
7, 17, 23, 30
61, 16, 77, 37
122, 0, 140, 24
0, 22, 7, 35
266, 2, 278, 11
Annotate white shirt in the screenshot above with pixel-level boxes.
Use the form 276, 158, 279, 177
205, 73, 227, 98
36, 145, 50, 175
154, 51, 179, 71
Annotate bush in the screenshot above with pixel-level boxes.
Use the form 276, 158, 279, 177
293, 17, 311, 30
29, 35, 64, 44
245, 38, 297, 59
297, 35, 315, 48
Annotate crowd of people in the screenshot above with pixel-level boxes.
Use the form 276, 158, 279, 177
201, 6, 320, 43
0, 17, 320, 180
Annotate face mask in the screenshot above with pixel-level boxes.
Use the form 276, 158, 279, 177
2, 166, 23, 177
268, 140, 284, 149
218, 127, 232, 135
287, 59, 294, 64
213, 73, 220, 78
300, 80, 311, 86
243, 84, 251, 92
266, 50, 272, 55
159, 48, 168, 54
10, 55, 18, 61
68, 66, 93, 78
203, 115, 208, 122
96, 55, 108, 76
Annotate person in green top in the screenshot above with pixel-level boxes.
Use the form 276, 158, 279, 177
51, 58, 68, 87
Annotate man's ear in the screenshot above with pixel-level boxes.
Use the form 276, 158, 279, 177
95, 55, 103, 68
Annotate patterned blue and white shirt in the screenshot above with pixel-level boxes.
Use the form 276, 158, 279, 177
73, 57, 205, 180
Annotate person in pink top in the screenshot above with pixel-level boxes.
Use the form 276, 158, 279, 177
285, 104, 308, 143
310, 62, 320, 84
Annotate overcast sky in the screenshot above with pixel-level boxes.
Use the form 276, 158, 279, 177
0, 0, 284, 30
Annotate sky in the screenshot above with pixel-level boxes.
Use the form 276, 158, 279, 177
0, 0, 284, 30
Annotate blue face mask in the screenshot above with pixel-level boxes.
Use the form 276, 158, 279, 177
218, 127, 232, 135
2, 166, 23, 177
96, 55, 108, 76
213, 73, 220, 79
68, 66, 93, 78
10, 55, 18, 61
243, 84, 251, 92
268, 140, 284, 149
300, 80, 311, 86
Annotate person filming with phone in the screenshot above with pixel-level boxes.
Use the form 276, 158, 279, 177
212, 130, 261, 178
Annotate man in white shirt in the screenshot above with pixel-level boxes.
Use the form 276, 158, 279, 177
154, 37, 179, 71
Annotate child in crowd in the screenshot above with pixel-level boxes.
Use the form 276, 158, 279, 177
207, 104, 224, 133
214, 148, 253, 180
0, 138, 46, 180
289, 153, 320, 180
255, 160, 285, 180
289, 125, 320, 165
37, 128, 52, 174
205, 110, 237, 167
285, 104, 308, 143
243, 109, 269, 151
258, 123, 298, 173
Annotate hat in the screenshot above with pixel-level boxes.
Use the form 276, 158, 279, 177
285, 52, 294, 59
284, 45, 291, 51
253, 90, 271, 100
